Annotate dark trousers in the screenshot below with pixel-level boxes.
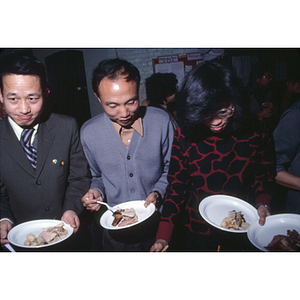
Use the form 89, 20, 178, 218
102, 230, 155, 251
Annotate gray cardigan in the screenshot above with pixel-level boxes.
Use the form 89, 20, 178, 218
80, 106, 175, 207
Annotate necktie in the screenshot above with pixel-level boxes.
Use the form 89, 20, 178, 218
20, 129, 37, 169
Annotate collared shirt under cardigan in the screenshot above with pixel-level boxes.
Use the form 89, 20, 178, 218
80, 106, 176, 207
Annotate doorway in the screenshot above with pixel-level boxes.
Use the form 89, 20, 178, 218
45, 50, 91, 128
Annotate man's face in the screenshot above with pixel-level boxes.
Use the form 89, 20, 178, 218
0, 74, 44, 127
97, 76, 139, 127
256, 71, 273, 88
287, 80, 300, 94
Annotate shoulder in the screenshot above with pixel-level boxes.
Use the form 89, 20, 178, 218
281, 99, 300, 119
81, 113, 106, 135
46, 113, 78, 130
275, 100, 300, 134
142, 106, 173, 125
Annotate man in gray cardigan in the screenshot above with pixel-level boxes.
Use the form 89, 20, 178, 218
80, 58, 175, 251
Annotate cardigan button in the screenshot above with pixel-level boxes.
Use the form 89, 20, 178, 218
45, 206, 50, 212
129, 173, 133, 177
36, 180, 42, 185
127, 155, 131, 160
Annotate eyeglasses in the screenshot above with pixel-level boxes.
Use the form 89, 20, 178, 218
203, 107, 235, 122
262, 74, 273, 79
215, 107, 235, 118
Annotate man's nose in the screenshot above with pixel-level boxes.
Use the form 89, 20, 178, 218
19, 100, 30, 113
119, 105, 129, 117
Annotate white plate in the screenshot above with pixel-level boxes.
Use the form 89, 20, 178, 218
100, 200, 155, 230
199, 195, 259, 233
247, 213, 300, 251
7, 219, 73, 248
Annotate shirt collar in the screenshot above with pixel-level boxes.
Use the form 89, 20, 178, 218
8, 116, 39, 142
111, 117, 143, 137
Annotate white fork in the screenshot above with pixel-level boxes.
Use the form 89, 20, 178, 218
96, 201, 115, 213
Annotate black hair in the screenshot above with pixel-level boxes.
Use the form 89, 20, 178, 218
175, 61, 251, 140
92, 58, 140, 97
0, 52, 48, 97
145, 72, 178, 106
286, 63, 300, 83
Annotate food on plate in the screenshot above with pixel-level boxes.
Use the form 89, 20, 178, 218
112, 208, 138, 227
220, 210, 250, 230
24, 222, 68, 246
265, 229, 300, 251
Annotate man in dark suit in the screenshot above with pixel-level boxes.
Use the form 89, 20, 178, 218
0, 53, 91, 249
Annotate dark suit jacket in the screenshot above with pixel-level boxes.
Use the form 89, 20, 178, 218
0, 113, 91, 224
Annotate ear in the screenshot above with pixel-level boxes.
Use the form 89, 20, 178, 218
0, 89, 3, 103
45, 88, 50, 98
94, 92, 102, 104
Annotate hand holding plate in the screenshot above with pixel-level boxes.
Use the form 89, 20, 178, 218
257, 205, 271, 226
0, 219, 12, 245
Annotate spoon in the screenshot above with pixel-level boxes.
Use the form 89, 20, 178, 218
96, 201, 115, 213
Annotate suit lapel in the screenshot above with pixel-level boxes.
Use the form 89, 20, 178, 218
1, 117, 36, 177
35, 116, 55, 176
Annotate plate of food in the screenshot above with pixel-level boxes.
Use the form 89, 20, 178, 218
7, 219, 73, 248
247, 214, 300, 251
199, 194, 259, 233
100, 200, 155, 230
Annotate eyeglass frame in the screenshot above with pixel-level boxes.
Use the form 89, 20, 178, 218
262, 74, 273, 79
203, 107, 235, 121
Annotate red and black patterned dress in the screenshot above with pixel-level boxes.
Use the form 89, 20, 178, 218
156, 116, 276, 245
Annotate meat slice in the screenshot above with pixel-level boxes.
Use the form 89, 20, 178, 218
118, 214, 138, 227
111, 208, 138, 227
112, 210, 124, 226
265, 230, 300, 251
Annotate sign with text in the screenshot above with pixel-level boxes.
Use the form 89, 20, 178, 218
187, 52, 202, 61
158, 55, 179, 64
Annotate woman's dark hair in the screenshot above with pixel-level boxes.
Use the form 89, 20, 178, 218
145, 72, 178, 106
175, 61, 251, 139
92, 58, 140, 97
0, 52, 48, 97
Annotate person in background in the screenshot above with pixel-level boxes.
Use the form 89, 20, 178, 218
145, 73, 177, 108
276, 65, 300, 118
245, 61, 277, 131
145, 72, 178, 128
273, 96, 300, 213
150, 62, 276, 252
0, 53, 91, 249
80, 58, 175, 251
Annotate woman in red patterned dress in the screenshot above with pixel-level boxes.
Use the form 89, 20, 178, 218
150, 62, 276, 251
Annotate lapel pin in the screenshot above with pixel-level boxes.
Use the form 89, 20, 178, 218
52, 159, 58, 164
60, 161, 65, 166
